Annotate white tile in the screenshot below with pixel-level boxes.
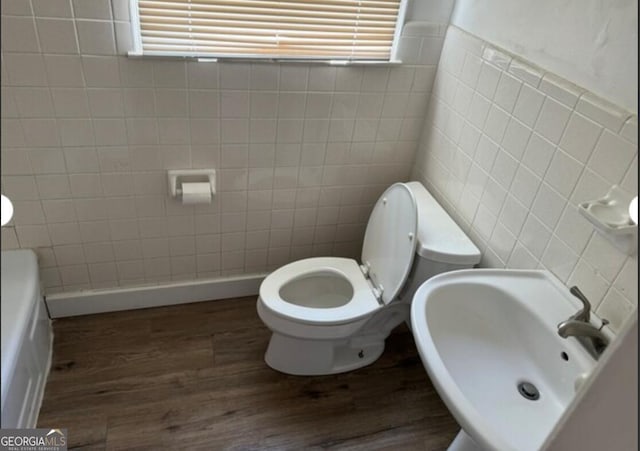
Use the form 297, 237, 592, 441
475, 62, 501, 99
32, 0, 72, 17
249, 63, 278, 90
11, 201, 46, 225
69, 173, 103, 198
575, 92, 629, 133
59, 264, 90, 286
451, 83, 473, 116
220, 91, 249, 118
522, 132, 555, 177
82, 56, 121, 87
614, 258, 638, 305
387, 66, 414, 92
458, 122, 481, 157
483, 105, 509, 143
28, 149, 66, 174
501, 117, 531, 160
471, 204, 497, 241
531, 182, 566, 230
554, 204, 594, 254
308, 67, 336, 91
467, 92, 491, 129
512, 84, 545, 128
459, 53, 482, 89
558, 112, 603, 164
13, 88, 54, 117
481, 46, 512, 71
15, 224, 51, 247
490, 149, 518, 190
83, 241, 115, 263
44, 55, 84, 87
51, 88, 90, 117
219, 63, 250, 90
541, 235, 579, 283
306, 93, 333, 118
588, 129, 637, 184
489, 222, 516, 262
1, 16, 40, 52
539, 73, 583, 109
544, 148, 583, 198
412, 66, 437, 92
21, 118, 60, 147
419, 37, 445, 65
250, 92, 277, 118
499, 194, 529, 236
508, 58, 543, 87
510, 164, 541, 208
42, 199, 77, 223
36, 175, 71, 199
567, 259, 609, 308
58, 118, 95, 146
493, 72, 522, 113
73, 0, 112, 19
361, 67, 389, 92
35, 18, 78, 54
189, 90, 219, 118
621, 155, 637, 194
279, 66, 308, 91
534, 97, 572, 144
582, 233, 627, 282
480, 177, 507, 216
2, 0, 34, 15
2, 119, 27, 147
5, 53, 48, 86
596, 288, 635, 333
1, 149, 32, 175
619, 116, 638, 145
569, 170, 609, 209
76, 20, 116, 55
519, 214, 551, 259
48, 222, 81, 245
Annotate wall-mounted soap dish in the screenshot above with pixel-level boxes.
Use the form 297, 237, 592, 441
578, 185, 637, 254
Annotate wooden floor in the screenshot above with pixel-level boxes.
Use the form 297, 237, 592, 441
37, 296, 459, 450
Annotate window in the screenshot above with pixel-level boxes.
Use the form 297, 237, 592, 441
130, 0, 407, 62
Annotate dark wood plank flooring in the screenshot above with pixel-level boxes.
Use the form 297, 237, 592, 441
37, 296, 459, 450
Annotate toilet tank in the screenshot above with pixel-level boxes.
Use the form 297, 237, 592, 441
395, 182, 481, 305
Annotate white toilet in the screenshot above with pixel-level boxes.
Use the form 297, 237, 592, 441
256, 181, 481, 375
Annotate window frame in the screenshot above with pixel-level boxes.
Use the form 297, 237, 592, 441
128, 0, 409, 64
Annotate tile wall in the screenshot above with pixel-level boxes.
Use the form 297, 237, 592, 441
1, 0, 445, 293
413, 26, 638, 332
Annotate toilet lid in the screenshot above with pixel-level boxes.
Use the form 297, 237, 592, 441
361, 183, 418, 305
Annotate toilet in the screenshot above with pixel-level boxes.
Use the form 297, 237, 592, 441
256, 181, 481, 375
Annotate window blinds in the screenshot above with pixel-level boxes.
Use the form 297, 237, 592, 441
132, 0, 405, 60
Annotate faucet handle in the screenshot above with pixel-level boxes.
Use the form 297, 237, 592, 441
569, 286, 591, 322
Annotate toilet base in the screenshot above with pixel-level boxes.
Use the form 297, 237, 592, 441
264, 332, 386, 376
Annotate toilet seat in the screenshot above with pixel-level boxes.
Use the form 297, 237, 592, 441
259, 257, 380, 325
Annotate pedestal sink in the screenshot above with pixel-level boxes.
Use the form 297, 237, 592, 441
410, 269, 612, 451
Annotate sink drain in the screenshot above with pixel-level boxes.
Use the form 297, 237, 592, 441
518, 381, 540, 400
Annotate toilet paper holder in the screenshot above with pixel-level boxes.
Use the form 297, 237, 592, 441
168, 169, 216, 198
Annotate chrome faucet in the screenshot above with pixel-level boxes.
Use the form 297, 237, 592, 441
557, 286, 609, 360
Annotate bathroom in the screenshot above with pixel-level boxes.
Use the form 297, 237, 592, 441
0, 0, 637, 449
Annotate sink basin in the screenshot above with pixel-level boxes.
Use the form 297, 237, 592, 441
410, 269, 608, 451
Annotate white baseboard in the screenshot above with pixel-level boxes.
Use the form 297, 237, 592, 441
45, 274, 266, 318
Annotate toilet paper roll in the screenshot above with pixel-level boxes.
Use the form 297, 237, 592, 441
181, 182, 211, 205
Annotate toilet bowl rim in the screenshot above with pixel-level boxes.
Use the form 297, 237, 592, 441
259, 257, 381, 325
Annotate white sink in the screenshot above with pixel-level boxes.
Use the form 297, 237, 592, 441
410, 269, 609, 451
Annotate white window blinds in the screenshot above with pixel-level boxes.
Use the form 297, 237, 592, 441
131, 0, 406, 61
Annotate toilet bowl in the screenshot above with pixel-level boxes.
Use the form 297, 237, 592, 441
257, 181, 481, 375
